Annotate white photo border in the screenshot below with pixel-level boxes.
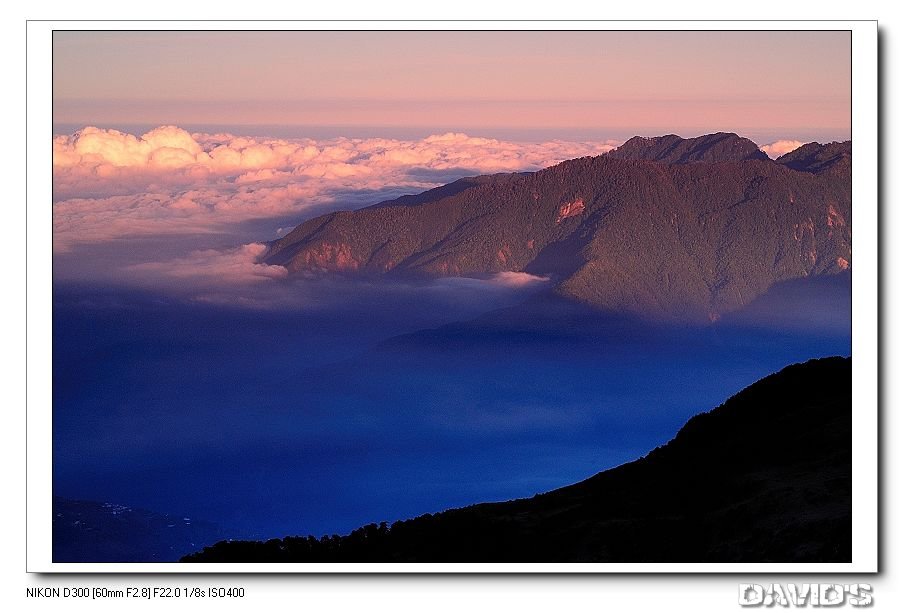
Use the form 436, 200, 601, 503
26, 19, 879, 574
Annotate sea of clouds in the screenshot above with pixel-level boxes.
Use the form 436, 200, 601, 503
53, 126, 618, 251
52, 125, 801, 290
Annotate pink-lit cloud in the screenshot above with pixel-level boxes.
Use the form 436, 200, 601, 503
127, 243, 288, 285
119, 244, 549, 308
488, 272, 550, 288
53, 126, 616, 251
759, 139, 805, 159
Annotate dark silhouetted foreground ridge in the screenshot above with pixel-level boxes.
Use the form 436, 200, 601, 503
183, 357, 851, 563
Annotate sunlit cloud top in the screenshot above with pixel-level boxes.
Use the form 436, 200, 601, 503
52, 125, 616, 251
759, 139, 807, 159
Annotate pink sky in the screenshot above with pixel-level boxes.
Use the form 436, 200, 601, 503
52, 30, 853, 284
53, 31, 851, 143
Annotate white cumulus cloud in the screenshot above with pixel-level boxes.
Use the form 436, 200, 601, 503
488, 272, 550, 288
127, 243, 288, 285
760, 139, 805, 159
52, 126, 616, 252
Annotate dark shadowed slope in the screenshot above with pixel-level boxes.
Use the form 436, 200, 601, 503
265, 134, 851, 321
183, 357, 851, 563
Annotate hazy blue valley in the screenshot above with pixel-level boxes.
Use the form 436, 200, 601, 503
53, 271, 850, 560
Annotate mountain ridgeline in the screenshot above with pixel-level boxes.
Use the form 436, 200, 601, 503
183, 357, 852, 563
264, 133, 852, 321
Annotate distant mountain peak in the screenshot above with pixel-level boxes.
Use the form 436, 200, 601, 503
264, 134, 851, 321
777, 141, 852, 175
607, 132, 770, 164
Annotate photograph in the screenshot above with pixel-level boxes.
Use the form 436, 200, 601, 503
40, 26, 870, 572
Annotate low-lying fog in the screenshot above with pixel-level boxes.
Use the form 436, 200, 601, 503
53, 270, 851, 543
